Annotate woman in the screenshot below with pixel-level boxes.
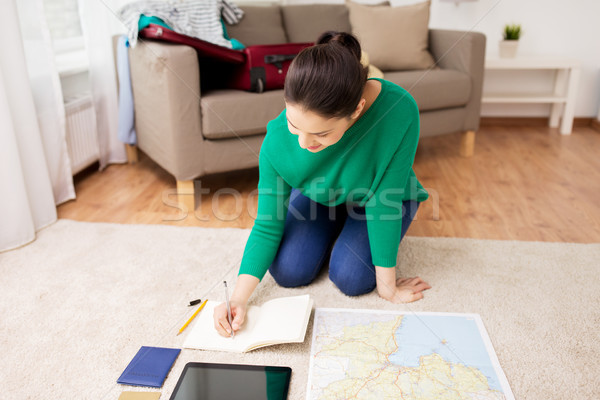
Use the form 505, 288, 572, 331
213, 31, 430, 337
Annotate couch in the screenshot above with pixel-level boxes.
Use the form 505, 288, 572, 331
125, 3, 486, 211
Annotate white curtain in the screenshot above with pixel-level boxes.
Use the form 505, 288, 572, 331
78, 0, 127, 168
0, 0, 73, 252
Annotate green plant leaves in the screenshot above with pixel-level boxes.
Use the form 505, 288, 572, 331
503, 24, 521, 40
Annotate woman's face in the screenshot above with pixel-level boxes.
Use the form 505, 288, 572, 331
285, 100, 365, 153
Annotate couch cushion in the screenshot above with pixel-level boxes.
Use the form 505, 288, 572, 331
347, 0, 435, 71
201, 89, 285, 139
281, 4, 352, 43
224, 5, 287, 46
383, 69, 471, 111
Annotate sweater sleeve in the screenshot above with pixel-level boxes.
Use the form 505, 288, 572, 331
364, 116, 420, 268
238, 149, 292, 280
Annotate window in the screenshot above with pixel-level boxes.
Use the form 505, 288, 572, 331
44, 0, 87, 75
44, 0, 85, 52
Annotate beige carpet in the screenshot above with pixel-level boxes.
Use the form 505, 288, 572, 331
0, 219, 599, 399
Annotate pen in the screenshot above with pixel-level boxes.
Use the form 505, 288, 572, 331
224, 281, 234, 338
177, 299, 208, 335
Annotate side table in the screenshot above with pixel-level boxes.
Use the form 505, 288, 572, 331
482, 56, 581, 134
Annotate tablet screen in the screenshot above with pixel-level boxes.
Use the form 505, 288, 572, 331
169, 362, 292, 400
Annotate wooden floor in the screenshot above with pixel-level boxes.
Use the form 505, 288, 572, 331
58, 123, 600, 243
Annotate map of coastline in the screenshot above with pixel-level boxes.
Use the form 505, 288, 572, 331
307, 309, 514, 400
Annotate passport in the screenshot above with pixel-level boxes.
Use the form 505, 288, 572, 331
117, 346, 181, 388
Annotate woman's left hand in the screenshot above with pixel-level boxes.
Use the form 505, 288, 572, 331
377, 276, 431, 303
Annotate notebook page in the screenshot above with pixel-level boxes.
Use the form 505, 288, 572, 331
182, 301, 262, 352
251, 294, 312, 343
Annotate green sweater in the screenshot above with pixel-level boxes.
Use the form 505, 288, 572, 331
239, 77, 429, 280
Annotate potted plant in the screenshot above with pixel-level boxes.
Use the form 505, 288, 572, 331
499, 24, 521, 58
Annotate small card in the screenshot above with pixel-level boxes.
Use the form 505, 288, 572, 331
117, 346, 181, 388
118, 392, 161, 400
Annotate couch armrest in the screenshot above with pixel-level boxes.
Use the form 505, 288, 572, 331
129, 40, 205, 181
429, 29, 486, 131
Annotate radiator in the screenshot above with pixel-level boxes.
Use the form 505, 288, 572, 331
64, 92, 100, 175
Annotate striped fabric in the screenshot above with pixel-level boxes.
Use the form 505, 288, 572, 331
118, 0, 244, 49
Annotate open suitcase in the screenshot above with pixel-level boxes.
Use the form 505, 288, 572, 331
139, 24, 313, 93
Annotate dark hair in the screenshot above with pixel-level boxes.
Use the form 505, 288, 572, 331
284, 31, 369, 119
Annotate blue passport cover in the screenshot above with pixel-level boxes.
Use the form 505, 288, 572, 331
117, 346, 181, 388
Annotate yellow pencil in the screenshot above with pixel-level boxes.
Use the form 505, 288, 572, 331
177, 299, 208, 335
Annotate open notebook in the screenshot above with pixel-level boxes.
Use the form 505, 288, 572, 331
183, 294, 313, 353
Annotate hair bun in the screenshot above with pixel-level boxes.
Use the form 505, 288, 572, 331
315, 31, 362, 63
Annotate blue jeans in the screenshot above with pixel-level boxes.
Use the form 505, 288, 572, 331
268, 188, 420, 296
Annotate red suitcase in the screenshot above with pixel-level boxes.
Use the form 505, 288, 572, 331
139, 24, 313, 93
231, 42, 313, 92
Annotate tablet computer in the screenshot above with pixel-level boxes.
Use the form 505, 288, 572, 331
169, 362, 292, 400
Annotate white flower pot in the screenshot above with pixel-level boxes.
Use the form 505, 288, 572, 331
499, 40, 519, 58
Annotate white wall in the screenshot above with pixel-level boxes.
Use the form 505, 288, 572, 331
286, 0, 600, 118
430, 0, 600, 118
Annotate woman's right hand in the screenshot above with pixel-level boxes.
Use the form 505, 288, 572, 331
213, 300, 247, 337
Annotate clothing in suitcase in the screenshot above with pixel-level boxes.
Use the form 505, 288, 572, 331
139, 24, 313, 93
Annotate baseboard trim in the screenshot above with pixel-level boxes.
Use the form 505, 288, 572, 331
480, 117, 594, 128
591, 119, 600, 133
